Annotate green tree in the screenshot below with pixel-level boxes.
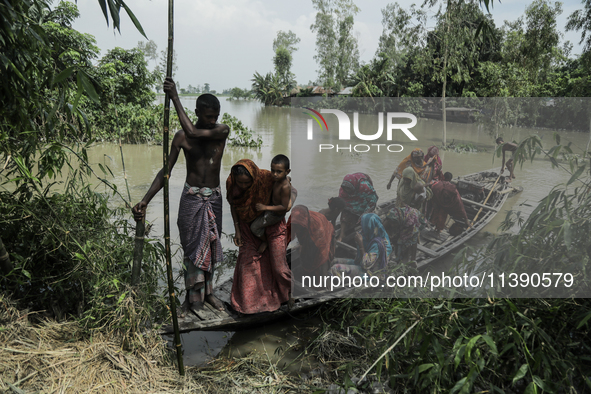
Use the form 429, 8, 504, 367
97, 47, 157, 107
273, 46, 296, 96
251, 72, 283, 105
272, 30, 301, 54
203, 83, 210, 93
137, 39, 158, 67
155, 48, 178, 82
310, 0, 360, 90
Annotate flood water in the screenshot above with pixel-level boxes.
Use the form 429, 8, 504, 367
85, 97, 589, 366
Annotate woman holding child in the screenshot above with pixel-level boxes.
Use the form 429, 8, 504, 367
226, 159, 292, 314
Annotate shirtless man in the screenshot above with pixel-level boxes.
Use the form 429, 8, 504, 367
132, 77, 229, 315
496, 137, 518, 181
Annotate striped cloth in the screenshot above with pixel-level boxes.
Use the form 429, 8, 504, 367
177, 186, 223, 274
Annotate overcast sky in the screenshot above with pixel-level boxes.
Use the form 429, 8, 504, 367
72, 0, 585, 93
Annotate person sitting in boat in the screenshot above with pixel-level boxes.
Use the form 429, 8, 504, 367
423, 146, 444, 182
397, 167, 432, 211
337, 173, 379, 243
387, 148, 430, 189
383, 205, 427, 264
252, 154, 292, 254
289, 205, 335, 278
331, 213, 392, 280
428, 172, 471, 232
319, 197, 346, 226
496, 137, 518, 181
227, 159, 294, 314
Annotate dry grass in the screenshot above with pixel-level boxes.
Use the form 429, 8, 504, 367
0, 295, 323, 393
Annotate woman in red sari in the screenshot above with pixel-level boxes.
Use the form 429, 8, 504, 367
226, 159, 292, 314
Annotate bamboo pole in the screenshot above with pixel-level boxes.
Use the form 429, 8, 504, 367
113, 88, 145, 286
471, 174, 502, 226
163, 0, 184, 375
131, 218, 145, 286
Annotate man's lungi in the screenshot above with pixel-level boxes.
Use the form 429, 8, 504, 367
178, 184, 223, 304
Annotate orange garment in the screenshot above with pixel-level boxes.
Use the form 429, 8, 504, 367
288, 205, 335, 274
394, 148, 428, 180
226, 159, 274, 223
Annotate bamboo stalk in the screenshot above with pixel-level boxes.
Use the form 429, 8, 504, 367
471, 174, 502, 225
131, 218, 145, 286
163, 0, 184, 376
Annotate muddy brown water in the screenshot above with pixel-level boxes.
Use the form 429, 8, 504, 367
62, 97, 591, 366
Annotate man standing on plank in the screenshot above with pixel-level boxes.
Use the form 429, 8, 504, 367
496, 137, 518, 181
132, 77, 229, 316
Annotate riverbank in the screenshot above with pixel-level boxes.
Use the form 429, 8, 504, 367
0, 295, 372, 393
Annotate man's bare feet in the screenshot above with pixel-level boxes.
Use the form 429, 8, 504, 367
178, 300, 191, 318
257, 241, 268, 254
205, 294, 225, 311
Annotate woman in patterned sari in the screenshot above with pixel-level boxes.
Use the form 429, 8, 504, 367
387, 148, 427, 190
227, 159, 292, 314
383, 205, 427, 263
331, 213, 392, 279
397, 167, 432, 211
337, 173, 379, 242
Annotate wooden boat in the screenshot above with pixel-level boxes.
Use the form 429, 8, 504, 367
159, 169, 521, 334
375, 169, 521, 269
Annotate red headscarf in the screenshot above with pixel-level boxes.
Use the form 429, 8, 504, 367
226, 159, 274, 223
288, 205, 335, 272
424, 145, 443, 182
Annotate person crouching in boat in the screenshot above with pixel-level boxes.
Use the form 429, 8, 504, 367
318, 197, 346, 227
397, 167, 432, 212
383, 206, 427, 264
331, 213, 392, 280
428, 172, 471, 233
227, 159, 293, 314
289, 205, 335, 279
336, 173, 379, 243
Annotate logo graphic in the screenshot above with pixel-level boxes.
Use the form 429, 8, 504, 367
303, 108, 419, 153
303, 107, 328, 139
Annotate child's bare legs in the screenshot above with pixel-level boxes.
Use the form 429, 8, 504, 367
257, 233, 268, 254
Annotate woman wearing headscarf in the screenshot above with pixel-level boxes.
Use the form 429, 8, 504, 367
226, 159, 292, 314
383, 205, 427, 263
387, 148, 427, 190
331, 213, 392, 279
337, 173, 379, 242
397, 167, 432, 210
429, 172, 470, 232
423, 146, 444, 182
288, 205, 335, 277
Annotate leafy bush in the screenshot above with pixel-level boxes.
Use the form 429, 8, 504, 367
222, 113, 263, 148
0, 175, 169, 337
